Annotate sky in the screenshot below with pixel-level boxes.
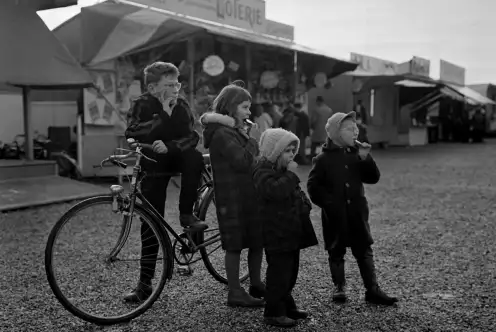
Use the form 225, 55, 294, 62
38, 0, 496, 84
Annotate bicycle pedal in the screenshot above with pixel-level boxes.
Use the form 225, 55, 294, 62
177, 265, 193, 276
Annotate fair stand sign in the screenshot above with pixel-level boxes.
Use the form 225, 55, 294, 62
130, 0, 266, 34
440, 59, 465, 86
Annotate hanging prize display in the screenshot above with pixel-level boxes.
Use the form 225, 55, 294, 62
314, 72, 327, 88
260, 71, 279, 89
203, 55, 225, 77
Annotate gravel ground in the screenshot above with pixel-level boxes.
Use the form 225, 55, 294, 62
1, 141, 495, 332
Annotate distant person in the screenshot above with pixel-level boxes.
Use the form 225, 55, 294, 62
264, 102, 283, 128
310, 96, 333, 159
294, 103, 311, 165
471, 109, 486, 143
355, 112, 370, 143
354, 100, 368, 125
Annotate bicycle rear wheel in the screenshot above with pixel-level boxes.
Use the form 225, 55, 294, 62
197, 188, 249, 284
45, 195, 173, 325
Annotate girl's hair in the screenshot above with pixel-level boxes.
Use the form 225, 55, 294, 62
212, 84, 252, 117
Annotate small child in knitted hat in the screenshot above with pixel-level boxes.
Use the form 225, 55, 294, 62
253, 128, 318, 328
307, 112, 398, 306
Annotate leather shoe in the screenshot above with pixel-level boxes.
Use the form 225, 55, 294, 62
287, 309, 309, 320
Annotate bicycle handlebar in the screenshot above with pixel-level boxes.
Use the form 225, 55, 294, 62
94, 139, 157, 169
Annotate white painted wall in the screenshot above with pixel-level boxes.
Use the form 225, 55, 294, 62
0, 92, 77, 143
0, 93, 23, 143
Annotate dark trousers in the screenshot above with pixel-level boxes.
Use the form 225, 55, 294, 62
264, 250, 300, 317
328, 245, 377, 290
139, 148, 204, 281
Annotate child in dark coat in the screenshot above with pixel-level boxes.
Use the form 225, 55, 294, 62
307, 111, 398, 306
253, 128, 319, 328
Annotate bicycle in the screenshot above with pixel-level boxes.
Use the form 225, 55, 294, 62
44, 138, 249, 325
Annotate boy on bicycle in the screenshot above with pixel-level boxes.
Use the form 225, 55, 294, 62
124, 62, 208, 302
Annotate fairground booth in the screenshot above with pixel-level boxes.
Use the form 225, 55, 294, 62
36, 0, 357, 178
468, 83, 496, 135
306, 54, 495, 147
0, 1, 93, 181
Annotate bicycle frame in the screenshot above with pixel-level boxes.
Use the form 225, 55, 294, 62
107, 143, 218, 260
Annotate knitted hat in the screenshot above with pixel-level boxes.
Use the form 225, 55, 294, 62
325, 111, 356, 142
259, 128, 300, 163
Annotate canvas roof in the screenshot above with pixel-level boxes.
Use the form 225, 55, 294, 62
73, 1, 357, 78
0, 2, 93, 88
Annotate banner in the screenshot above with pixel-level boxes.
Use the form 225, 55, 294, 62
440, 59, 465, 86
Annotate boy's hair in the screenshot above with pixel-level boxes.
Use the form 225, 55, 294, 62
143, 62, 179, 86
212, 84, 252, 117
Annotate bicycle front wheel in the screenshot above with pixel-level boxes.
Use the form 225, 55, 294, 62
45, 195, 173, 325
197, 188, 249, 284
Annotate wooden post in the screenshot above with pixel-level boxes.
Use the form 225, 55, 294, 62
22, 86, 34, 161
76, 89, 85, 173
293, 50, 298, 101
187, 38, 195, 108
245, 45, 252, 92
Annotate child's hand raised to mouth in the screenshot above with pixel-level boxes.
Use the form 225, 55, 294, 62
355, 140, 372, 160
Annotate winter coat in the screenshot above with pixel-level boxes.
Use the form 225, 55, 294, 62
253, 159, 318, 253
201, 113, 262, 251
125, 93, 199, 175
307, 138, 380, 250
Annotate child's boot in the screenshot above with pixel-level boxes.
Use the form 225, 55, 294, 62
330, 260, 347, 302
332, 283, 347, 303
249, 283, 266, 299
365, 286, 398, 305
227, 288, 265, 307
123, 278, 152, 303
286, 295, 309, 320
356, 252, 398, 305
263, 316, 297, 328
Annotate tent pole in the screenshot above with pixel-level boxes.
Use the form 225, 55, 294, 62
245, 45, 252, 92
22, 86, 34, 161
293, 50, 298, 101
187, 37, 195, 108
77, 89, 84, 172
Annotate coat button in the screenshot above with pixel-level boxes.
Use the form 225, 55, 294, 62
345, 183, 350, 188
345, 165, 348, 169
347, 199, 351, 204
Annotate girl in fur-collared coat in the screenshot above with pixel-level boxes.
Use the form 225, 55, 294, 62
200, 82, 265, 308
253, 128, 318, 328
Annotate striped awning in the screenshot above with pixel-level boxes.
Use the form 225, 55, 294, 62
6, 0, 77, 11
80, 1, 357, 77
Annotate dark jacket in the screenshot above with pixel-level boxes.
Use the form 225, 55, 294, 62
202, 113, 262, 251
307, 138, 380, 250
253, 159, 318, 253
125, 93, 199, 173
